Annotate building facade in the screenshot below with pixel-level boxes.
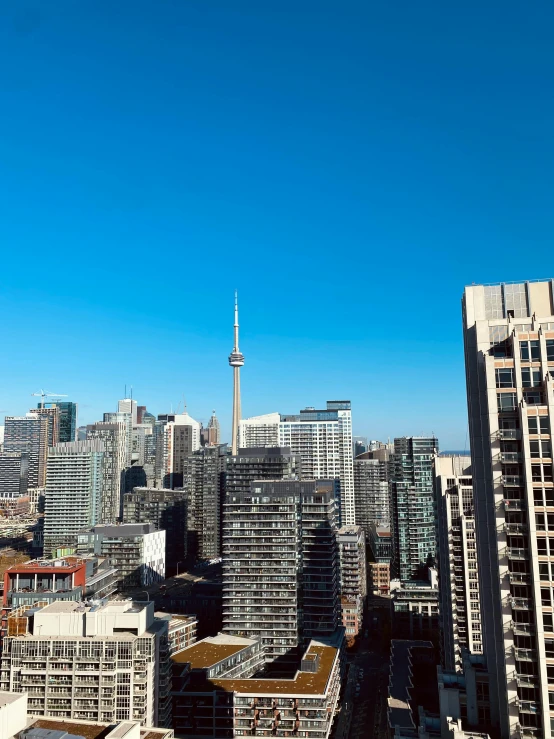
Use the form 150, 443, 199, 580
435, 455, 483, 673
123, 487, 187, 576
0, 600, 172, 727
43, 441, 105, 556
463, 279, 554, 739
41, 401, 78, 443
155, 413, 201, 489
4, 415, 49, 489
354, 449, 391, 533
0, 452, 28, 498
86, 421, 128, 523
390, 436, 439, 581
337, 525, 367, 636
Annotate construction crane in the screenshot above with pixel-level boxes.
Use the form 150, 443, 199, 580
31, 390, 68, 409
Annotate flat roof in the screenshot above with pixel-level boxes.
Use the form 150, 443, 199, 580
5, 556, 86, 573
388, 640, 434, 731
0, 689, 24, 707
173, 634, 256, 668
182, 643, 338, 697
25, 718, 112, 739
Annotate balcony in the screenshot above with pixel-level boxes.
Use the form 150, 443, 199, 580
507, 548, 528, 560
509, 572, 530, 585
501, 476, 524, 487
511, 597, 531, 609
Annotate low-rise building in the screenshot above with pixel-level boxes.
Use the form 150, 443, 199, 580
172, 634, 342, 739
155, 613, 198, 656
390, 569, 439, 643
0, 691, 27, 739
368, 561, 391, 596
17, 716, 173, 739
0, 600, 172, 728
77, 523, 165, 589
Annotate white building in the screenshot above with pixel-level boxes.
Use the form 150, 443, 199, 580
463, 279, 554, 739
0, 600, 172, 728
155, 413, 201, 488
0, 691, 27, 739
118, 398, 138, 425
239, 401, 355, 525
435, 455, 483, 673
43, 440, 105, 556
77, 523, 166, 588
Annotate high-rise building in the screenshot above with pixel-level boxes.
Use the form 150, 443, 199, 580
86, 421, 127, 522
155, 413, 201, 488
123, 487, 187, 575
77, 523, 165, 589
183, 444, 227, 562
368, 523, 392, 596
0, 452, 28, 498
103, 410, 133, 467
43, 440, 105, 556
29, 406, 59, 447
225, 446, 300, 498
222, 479, 340, 662
118, 397, 138, 425
390, 436, 439, 582
201, 409, 221, 447
4, 414, 49, 488
0, 600, 172, 727
40, 401, 78, 442
240, 401, 355, 525
354, 448, 391, 533
229, 292, 245, 456
462, 279, 554, 739
337, 525, 367, 636
434, 455, 483, 673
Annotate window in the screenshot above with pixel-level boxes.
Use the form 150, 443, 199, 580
520, 340, 541, 362
498, 393, 517, 412
522, 368, 542, 388
547, 339, 554, 362
524, 390, 544, 405
545, 613, 554, 631
496, 368, 515, 388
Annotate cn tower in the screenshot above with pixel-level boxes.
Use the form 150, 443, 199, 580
228, 291, 244, 455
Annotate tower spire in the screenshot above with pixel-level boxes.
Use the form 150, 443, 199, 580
229, 291, 245, 455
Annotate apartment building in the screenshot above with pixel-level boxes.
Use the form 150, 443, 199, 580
0, 453, 28, 498
77, 523, 165, 589
86, 421, 128, 523
337, 526, 367, 636
172, 634, 342, 739
390, 569, 439, 643
0, 600, 172, 727
463, 279, 554, 739
43, 441, 105, 556
390, 436, 439, 581
222, 479, 340, 662
239, 401, 355, 525
435, 455, 483, 673
354, 448, 391, 531
4, 415, 49, 489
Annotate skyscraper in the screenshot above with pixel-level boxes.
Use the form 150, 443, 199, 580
222, 479, 340, 662
86, 421, 128, 522
463, 279, 554, 739
40, 401, 77, 442
30, 406, 60, 447
0, 452, 28, 498
354, 448, 391, 533
225, 446, 300, 498
118, 397, 138, 425
229, 291, 244, 455
4, 414, 49, 488
390, 436, 438, 581
155, 412, 201, 488
43, 440, 105, 556
434, 455, 482, 672
201, 409, 221, 447
239, 401, 355, 525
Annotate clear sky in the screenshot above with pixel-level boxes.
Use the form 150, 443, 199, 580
0, 1, 553, 449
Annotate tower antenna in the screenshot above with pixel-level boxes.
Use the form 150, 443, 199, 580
229, 290, 245, 455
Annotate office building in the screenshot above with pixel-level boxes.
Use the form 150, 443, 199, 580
201, 409, 221, 447
0, 453, 28, 498
337, 525, 367, 636
4, 415, 49, 489
172, 634, 342, 739
123, 487, 187, 575
77, 523, 165, 588
222, 479, 340, 661
155, 413, 201, 488
86, 421, 127, 522
390, 436, 439, 581
182, 445, 226, 562
40, 401, 78, 443
118, 397, 138, 425
354, 448, 391, 533
240, 401, 355, 525
435, 455, 483, 673
43, 440, 105, 556
0, 599, 172, 727
462, 279, 554, 739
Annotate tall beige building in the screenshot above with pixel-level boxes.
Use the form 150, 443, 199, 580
463, 279, 554, 739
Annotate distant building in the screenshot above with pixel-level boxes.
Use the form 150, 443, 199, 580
4, 415, 49, 489
43, 440, 105, 556
40, 401, 77, 442
390, 436, 438, 581
77, 522, 165, 589
86, 421, 128, 522
354, 448, 391, 533
0, 452, 28, 498
183, 445, 226, 562
201, 410, 221, 447
0, 600, 172, 727
225, 446, 300, 499
29, 406, 59, 447
118, 397, 138, 425
123, 487, 187, 576
156, 413, 201, 488
337, 525, 367, 636
368, 523, 392, 596
390, 568, 439, 643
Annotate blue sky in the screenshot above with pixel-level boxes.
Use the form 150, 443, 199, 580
0, 1, 553, 449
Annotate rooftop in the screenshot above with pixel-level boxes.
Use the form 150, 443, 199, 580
6, 556, 88, 573
23, 718, 173, 739
80, 523, 158, 537
172, 634, 256, 668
